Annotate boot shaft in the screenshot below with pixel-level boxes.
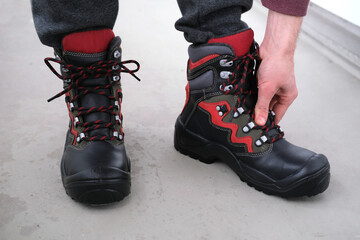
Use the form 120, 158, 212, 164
181, 29, 258, 126
45, 29, 139, 145
180, 29, 284, 154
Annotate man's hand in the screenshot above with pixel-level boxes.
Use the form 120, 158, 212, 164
256, 47, 298, 125
255, 10, 303, 125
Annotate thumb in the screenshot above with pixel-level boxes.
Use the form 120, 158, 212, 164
255, 85, 276, 126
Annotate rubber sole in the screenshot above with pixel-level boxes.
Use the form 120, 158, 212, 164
63, 179, 131, 205
174, 117, 330, 198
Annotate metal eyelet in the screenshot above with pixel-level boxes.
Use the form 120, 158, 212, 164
224, 85, 233, 91
69, 103, 74, 111
243, 121, 255, 133
238, 107, 245, 114
112, 76, 120, 81
216, 105, 223, 116
113, 50, 121, 59
234, 107, 245, 118
76, 132, 85, 143
219, 84, 233, 91
74, 117, 79, 127
61, 67, 69, 73
114, 101, 119, 109
255, 135, 268, 147
115, 115, 122, 124
220, 71, 232, 79
219, 59, 233, 67
216, 105, 228, 117
112, 65, 120, 70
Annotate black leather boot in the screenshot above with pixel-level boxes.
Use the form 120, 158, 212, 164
45, 29, 140, 204
174, 29, 330, 198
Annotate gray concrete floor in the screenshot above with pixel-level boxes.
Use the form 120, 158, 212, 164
1, 1, 360, 240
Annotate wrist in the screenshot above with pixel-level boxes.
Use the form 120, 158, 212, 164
260, 10, 303, 58
260, 42, 295, 60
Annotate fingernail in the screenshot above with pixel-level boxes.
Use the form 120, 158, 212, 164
257, 117, 265, 125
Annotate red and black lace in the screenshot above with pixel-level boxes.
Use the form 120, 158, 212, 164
220, 43, 284, 145
44, 57, 140, 142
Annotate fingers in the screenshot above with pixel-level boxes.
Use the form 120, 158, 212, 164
255, 85, 277, 126
269, 97, 278, 110
255, 49, 298, 126
256, 84, 298, 125
272, 102, 289, 124
271, 89, 298, 124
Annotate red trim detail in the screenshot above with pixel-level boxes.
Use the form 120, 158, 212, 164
181, 83, 190, 114
208, 29, 254, 56
188, 54, 219, 70
116, 88, 123, 123
116, 89, 124, 138
62, 29, 115, 53
65, 92, 79, 145
198, 101, 254, 152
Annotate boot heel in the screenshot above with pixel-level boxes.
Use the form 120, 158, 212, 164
174, 117, 216, 164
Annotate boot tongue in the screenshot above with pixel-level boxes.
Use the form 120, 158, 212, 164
62, 29, 115, 86
208, 29, 254, 56
62, 29, 115, 66
62, 29, 115, 138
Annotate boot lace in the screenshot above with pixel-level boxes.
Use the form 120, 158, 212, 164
44, 57, 140, 142
220, 43, 284, 146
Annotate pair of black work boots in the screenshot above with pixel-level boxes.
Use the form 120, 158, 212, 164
45, 29, 330, 204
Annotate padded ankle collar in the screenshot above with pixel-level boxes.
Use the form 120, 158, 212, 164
208, 29, 254, 56
62, 29, 115, 54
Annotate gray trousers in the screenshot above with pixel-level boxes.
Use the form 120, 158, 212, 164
31, 0, 252, 48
